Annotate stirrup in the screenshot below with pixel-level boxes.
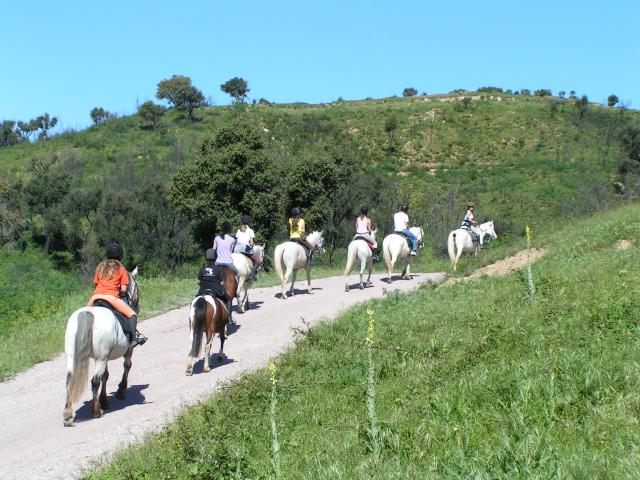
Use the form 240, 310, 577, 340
131, 331, 147, 348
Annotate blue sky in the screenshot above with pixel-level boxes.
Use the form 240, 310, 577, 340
1, 0, 638, 131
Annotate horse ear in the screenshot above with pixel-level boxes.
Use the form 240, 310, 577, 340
131, 266, 139, 278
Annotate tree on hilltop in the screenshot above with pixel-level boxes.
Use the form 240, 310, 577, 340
558, 91, 566, 99
90, 107, 109, 125
403, 87, 418, 97
220, 77, 250, 103
607, 94, 619, 107
534, 89, 552, 97
156, 75, 205, 122
17, 119, 38, 142
137, 101, 167, 130
1, 121, 22, 147
33, 113, 58, 140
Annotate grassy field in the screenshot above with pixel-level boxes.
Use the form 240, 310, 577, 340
83, 203, 640, 479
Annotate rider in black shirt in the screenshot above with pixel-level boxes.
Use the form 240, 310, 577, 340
197, 248, 228, 301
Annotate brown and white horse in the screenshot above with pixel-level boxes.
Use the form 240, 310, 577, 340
185, 295, 229, 375
63, 267, 139, 427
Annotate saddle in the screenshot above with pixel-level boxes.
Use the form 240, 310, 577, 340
392, 231, 413, 249
354, 236, 375, 250
92, 299, 134, 339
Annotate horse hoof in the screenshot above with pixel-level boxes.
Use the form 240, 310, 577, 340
359, 284, 364, 290
93, 409, 103, 418
217, 354, 226, 361
203, 367, 210, 373
63, 417, 75, 427
116, 390, 125, 400
100, 399, 110, 410
186, 369, 193, 376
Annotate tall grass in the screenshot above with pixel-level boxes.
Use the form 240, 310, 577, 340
84, 204, 640, 479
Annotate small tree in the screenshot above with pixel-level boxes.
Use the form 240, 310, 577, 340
90, 107, 109, 125
569, 90, 577, 99
558, 91, 566, 99
520, 88, 531, 96
0, 121, 21, 147
577, 95, 589, 118
384, 115, 398, 154
138, 101, 167, 129
534, 89, 552, 97
402, 87, 418, 97
461, 97, 472, 109
220, 77, 250, 103
34, 113, 58, 139
607, 94, 619, 107
17, 120, 38, 142
156, 75, 205, 122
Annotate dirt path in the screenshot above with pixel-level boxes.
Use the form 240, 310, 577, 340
444, 248, 547, 285
0, 272, 444, 480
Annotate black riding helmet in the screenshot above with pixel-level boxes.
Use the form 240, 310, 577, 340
241, 214, 253, 226
360, 206, 368, 215
400, 204, 409, 213
106, 243, 123, 260
205, 248, 216, 260
291, 207, 301, 217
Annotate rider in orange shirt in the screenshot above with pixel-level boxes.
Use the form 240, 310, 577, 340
87, 243, 145, 347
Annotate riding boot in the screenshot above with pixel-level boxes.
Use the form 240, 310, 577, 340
127, 314, 146, 347
307, 250, 315, 266
250, 263, 260, 281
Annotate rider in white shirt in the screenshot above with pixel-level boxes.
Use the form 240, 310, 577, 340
393, 204, 418, 255
460, 202, 481, 242
235, 215, 260, 280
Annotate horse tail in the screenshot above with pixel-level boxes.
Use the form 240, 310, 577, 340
448, 232, 457, 263
274, 245, 284, 282
68, 311, 94, 403
189, 297, 207, 358
383, 239, 393, 273
343, 243, 356, 276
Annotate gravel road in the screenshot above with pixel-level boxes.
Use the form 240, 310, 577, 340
0, 272, 444, 479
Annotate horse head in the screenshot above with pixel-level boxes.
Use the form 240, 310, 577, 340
126, 266, 140, 313
254, 244, 266, 271
308, 231, 326, 254
371, 228, 377, 242
410, 226, 425, 248
480, 221, 497, 243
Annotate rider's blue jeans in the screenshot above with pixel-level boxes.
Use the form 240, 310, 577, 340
402, 229, 418, 251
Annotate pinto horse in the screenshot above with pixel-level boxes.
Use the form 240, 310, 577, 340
185, 295, 229, 375
63, 267, 139, 427
219, 266, 238, 323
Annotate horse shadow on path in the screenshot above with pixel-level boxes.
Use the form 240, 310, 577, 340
233, 300, 264, 313
75, 384, 150, 422
274, 287, 323, 300
382, 273, 419, 283
190, 354, 235, 375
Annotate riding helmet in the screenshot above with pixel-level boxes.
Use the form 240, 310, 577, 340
106, 243, 123, 260
360, 206, 368, 215
291, 207, 301, 216
205, 248, 216, 260
467, 202, 475, 208
241, 214, 253, 226
400, 204, 409, 212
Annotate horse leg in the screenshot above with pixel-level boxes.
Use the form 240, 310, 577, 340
63, 372, 75, 426
92, 359, 107, 418
227, 297, 234, 325
217, 332, 226, 361
99, 366, 109, 410
282, 265, 293, 299
244, 290, 249, 311
237, 278, 245, 313
366, 258, 373, 286
359, 256, 366, 289
203, 331, 213, 372
289, 269, 298, 297
116, 349, 133, 400
305, 267, 313, 294
403, 259, 411, 280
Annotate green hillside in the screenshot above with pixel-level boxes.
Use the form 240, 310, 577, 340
84, 203, 640, 479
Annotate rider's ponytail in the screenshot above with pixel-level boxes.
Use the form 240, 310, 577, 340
291, 217, 299, 231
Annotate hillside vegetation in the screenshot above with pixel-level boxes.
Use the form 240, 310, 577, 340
1, 92, 639, 380
84, 203, 640, 479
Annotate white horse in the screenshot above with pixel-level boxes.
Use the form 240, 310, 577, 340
231, 244, 265, 312
344, 229, 377, 291
63, 267, 139, 426
382, 226, 424, 283
274, 231, 325, 299
447, 220, 497, 271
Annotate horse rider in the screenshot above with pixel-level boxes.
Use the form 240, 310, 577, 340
393, 204, 418, 256
235, 214, 261, 280
87, 243, 146, 347
289, 207, 315, 265
212, 221, 240, 278
354, 206, 379, 261
196, 248, 231, 302
461, 202, 481, 242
